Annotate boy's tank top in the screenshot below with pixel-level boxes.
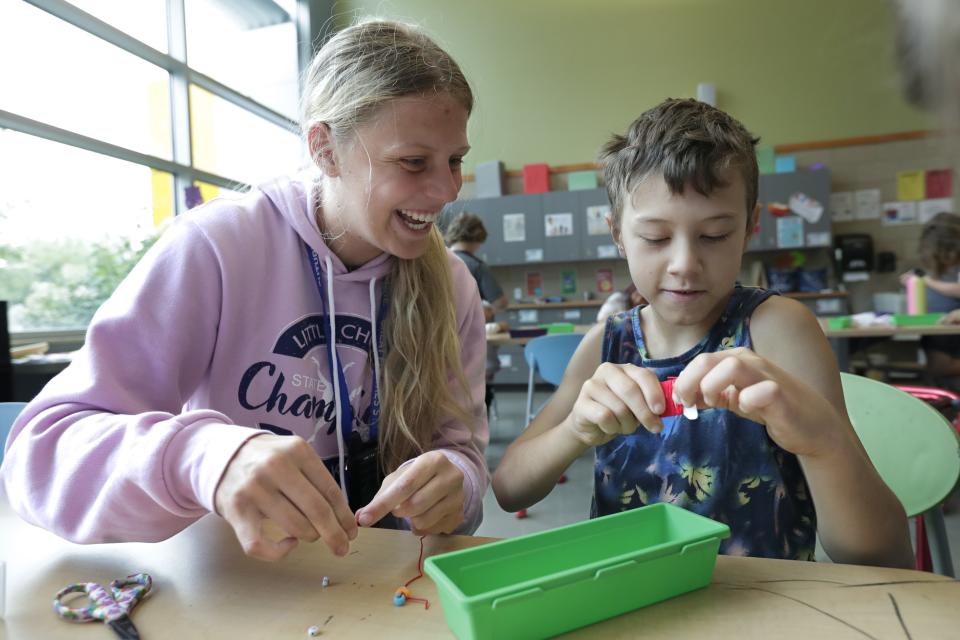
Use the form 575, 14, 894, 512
596, 285, 817, 560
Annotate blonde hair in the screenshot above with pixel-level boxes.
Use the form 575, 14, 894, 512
301, 19, 476, 471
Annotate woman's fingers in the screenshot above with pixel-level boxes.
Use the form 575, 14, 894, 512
357, 452, 466, 533
215, 434, 356, 560
230, 501, 299, 562
409, 491, 465, 534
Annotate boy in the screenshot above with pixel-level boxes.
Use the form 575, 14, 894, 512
492, 99, 912, 567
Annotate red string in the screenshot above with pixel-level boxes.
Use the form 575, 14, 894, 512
401, 535, 430, 609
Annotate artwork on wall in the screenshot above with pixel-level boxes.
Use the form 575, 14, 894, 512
586, 205, 610, 236
561, 270, 577, 294
503, 213, 526, 242
545, 213, 574, 237
596, 268, 614, 293
525, 272, 542, 296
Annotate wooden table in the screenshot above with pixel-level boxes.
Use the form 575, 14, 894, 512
819, 319, 960, 339
2, 490, 959, 639
818, 319, 960, 372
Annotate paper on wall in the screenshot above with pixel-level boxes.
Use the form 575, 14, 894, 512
525, 248, 543, 262
881, 201, 918, 225
919, 198, 955, 224
544, 212, 574, 237
829, 191, 855, 222
586, 205, 611, 236
597, 244, 619, 259
503, 213, 526, 242
776, 216, 804, 248
854, 189, 881, 220
788, 192, 824, 223
896, 170, 925, 201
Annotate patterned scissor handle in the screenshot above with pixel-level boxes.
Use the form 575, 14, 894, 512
53, 573, 153, 623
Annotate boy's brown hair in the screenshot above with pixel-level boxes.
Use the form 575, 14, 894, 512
443, 211, 488, 245
919, 212, 960, 277
598, 98, 760, 230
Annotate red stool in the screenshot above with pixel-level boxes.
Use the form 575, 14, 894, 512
892, 384, 960, 572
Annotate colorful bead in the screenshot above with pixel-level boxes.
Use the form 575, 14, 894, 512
393, 592, 407, 606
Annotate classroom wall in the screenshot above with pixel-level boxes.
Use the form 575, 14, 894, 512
472, 135, 958, 315
333, 0, 932, 171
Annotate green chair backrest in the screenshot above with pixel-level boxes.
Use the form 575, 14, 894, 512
840, 373, 960, 517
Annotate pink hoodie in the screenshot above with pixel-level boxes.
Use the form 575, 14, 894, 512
1, 173, 489, 543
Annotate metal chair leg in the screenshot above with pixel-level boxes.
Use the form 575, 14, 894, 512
923, 508, 956, 578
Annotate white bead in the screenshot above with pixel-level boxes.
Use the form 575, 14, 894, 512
321, 576, 330, 588
307, 625, 321, 637
683, 405, 698, 420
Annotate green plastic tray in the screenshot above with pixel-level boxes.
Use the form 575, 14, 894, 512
538, 322, 576, 334
826, 315, 851, 330
424, 503, 730, 640
891, 313, 944, 327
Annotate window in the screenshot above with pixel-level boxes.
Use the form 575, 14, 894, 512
1, 0, 305, 334
190, 85, 303, 185
185, 0, 300, 118
0, 2, 172, 159
0, 131, 171, 331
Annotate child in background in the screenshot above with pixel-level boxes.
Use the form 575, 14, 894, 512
596, 283, 646, 323
493, 98, 912, 567
900, 213, 960, 388
445, 212, 509, 413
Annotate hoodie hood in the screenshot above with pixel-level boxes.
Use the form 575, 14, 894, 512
258, 171, 396, 283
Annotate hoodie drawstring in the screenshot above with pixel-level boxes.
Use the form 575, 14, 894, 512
324, 255, 348, 498
369, 276, 382, 414
322, 256, 381, 501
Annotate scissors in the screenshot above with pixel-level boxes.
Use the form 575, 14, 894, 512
53, 573, 152, 640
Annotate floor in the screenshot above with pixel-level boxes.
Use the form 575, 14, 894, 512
474, 388, 960, 576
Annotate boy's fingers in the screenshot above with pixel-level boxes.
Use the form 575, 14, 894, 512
698, 353, 767, 407
619, 365, 666, 428
737, 379, 781, 416
584, 383, 635, 435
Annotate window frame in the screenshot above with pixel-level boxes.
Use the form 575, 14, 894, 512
1, 0, 332, 342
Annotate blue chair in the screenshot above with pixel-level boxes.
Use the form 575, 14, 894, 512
841, 373, 960, 576
0, 401, 27, 465
524, 333, 586, 427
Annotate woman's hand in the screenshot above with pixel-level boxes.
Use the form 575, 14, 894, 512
214, 434, 358, 561
563, 362, 664, 446
354, 451, 465, 535
672, 347, 841, 458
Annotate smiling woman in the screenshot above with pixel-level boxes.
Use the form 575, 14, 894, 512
2, 19, 490, 567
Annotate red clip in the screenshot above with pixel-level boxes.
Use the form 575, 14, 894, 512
659, 377, 683, 417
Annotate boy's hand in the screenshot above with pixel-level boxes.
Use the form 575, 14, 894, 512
354, 451, 465, 535
564, 362, 665, 446
672, 347, 840, 458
